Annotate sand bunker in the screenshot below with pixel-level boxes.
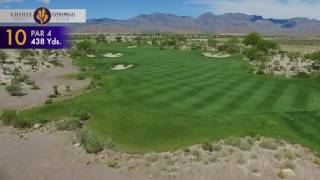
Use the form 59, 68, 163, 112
103, 53, 123, 58
111, 64, 134, 71
128, 46, 137, 49
203, 52, 230, 58
86, 55, 96, 58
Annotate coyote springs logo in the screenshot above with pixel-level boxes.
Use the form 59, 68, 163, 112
34, 7, 51, 25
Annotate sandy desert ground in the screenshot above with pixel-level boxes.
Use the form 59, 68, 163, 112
0, 122, 319, 180
0, 56, 90, 110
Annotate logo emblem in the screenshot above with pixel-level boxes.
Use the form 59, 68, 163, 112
34, 7, 51, 25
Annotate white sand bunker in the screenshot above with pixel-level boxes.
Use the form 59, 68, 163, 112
103, 53, 123, 58
86, 55, 96, 58
111, 64, 134, 71
203, 52, 230, 58
128, 46, 137, 49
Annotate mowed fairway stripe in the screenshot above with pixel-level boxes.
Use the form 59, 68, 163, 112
255, 81, 289, 111
290, 85, 311, 110
154, 73, 233, 108
191, 75, 248, 110
138, 61, 230, 85
135, 69, 227, 102
216, 79, 267, 114
131, 63, 227, 98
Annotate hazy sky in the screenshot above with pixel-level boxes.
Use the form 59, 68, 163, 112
0, 0, 320, 20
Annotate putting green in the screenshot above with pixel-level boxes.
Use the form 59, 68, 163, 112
20, 43, 320, 153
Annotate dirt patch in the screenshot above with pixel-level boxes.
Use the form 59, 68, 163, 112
0, 125, 142, 180
0, 58, 90, 110
1, 126, 319, 180
111, 64, 134, 71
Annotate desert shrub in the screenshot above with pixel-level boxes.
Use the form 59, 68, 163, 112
56, 117, 82, 131
45, 99, 53, 104
95, 34, 106, 43
0, 109, 17, 125
243, 48, 266, 62
208, 38, 218, 47
93, 73, 102, 80
48, 94, 58, 98
52, 85, 59, 96
145, 153, 159, 163
166, 158, 176, 166
277, 169, 286, 179
212, 144, 222, 151
76, 40, 96, 54
283, 150, 296, 160
76, 74, 86, 80
224, 137, 241, 147
79, 112, 91, 121
50, 59, 63, 67
182, 147, 190, 153
0, 50, 8, 63
69, 48, 85, 58
220, 38, 241, 54
108, 160, 120, 168
12, 118, 31, 128
6, 81, 24, 96
304, 51, 320, 61
239, 140, 253, 151
72, 111, 91, 121
201, 142, 213, 152
209, 155, 219, 163
287, 52, 301, 61
296, 72, 310, 78
19, 49, 34, 58
77, 129, 104, 154
243, 32, 262, 47
259, 139, 281, 150
191, 149, 201, 159
237, 156, 246, 165
282, 161, 296, 170
14, 74, 29, 83
314, 156, 320, 165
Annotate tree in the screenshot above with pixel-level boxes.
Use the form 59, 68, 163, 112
208, 38, 218, 47
0, 50, 8, 63
76, 40, 96, 54
243, 48, 265, 61
243, 32, 262, 47
217, 38, 240, 54
115, 36, 122, 43
6, 81, 24, 96
288, 52, 301, 61
95, 34, 106, 43
53, 85, 59, 96
257, 40, 278, 55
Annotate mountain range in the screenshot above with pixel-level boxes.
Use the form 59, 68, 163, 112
75, 12, 320, 36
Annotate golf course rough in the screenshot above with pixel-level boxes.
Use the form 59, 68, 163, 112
19, 43, 320, 153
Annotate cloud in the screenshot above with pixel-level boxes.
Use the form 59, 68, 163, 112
188, 0, 320, 19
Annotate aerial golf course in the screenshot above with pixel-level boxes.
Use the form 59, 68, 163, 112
18, 43, 320, 153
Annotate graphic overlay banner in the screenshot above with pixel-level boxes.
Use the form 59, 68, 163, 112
0, 26, 69, 49
0, 9, 86, 23
0, 7, 85, 49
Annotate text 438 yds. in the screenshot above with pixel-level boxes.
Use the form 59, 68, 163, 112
31, 38, 61, 45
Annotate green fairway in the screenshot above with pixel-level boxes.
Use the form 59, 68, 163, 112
19, 43, 320, 153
